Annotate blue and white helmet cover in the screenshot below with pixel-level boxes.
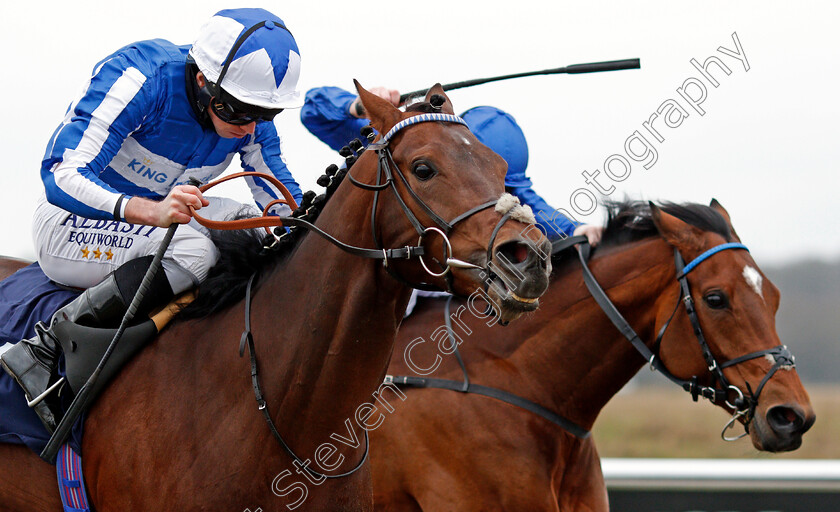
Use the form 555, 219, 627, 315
461, 106, 532, 188
189, 8, 303, 109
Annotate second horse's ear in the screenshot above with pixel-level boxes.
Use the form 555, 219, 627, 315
649, 202, 705, 254
709, 198, 742, 242
354, 80, 402, 137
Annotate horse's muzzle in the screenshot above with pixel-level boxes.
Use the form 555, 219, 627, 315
751, 402, 816, 452
486, 238, 552, 323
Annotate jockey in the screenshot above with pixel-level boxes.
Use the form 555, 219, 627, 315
300, 86, 603, 243
1, 8, 305, 432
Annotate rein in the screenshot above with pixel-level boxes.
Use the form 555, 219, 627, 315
574, 239, 796, 441
383, 235, 796, 442
386, 294, 591, 439
239, 274, 369, 480
191, 171, 425, 263
386, 235, 592, 439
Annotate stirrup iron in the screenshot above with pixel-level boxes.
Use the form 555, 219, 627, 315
26, 376, 65, 408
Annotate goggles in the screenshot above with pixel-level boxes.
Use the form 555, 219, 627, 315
210, 98, 281, 125
207, 86, 283, 125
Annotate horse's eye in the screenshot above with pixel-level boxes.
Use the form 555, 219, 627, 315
704, 291, 729, 309
412, 162, 436, 181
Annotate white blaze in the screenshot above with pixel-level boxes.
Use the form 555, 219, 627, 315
743, 266, 763, 299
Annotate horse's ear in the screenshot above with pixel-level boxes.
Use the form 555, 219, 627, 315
424, 83, 455, 115
709, 198, 742, 242
354, 79, 402, 136
649, 202, 705, 252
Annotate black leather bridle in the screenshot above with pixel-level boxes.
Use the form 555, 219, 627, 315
575, 239, 796, 441
242, 111, 523, 480
350, 112, 515, 293
385, 236, 797, 442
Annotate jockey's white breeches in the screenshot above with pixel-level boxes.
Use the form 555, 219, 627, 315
32, 194, 256, 294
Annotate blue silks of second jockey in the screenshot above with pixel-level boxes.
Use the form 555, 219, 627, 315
459, 105, 580, 240
300, 86, 579, 239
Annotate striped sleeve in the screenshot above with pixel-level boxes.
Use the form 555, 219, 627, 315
41, 53, 155, 220
240, 121, 303, 215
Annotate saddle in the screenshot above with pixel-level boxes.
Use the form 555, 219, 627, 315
55, 292, 194, 400
0, 262, 192, 456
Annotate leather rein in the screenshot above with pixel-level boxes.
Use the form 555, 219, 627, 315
385, 236, 796, 442
385, 235, 591, 439
575, 238, 796, 441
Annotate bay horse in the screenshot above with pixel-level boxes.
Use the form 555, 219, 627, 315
370, 200, 815, 512
0, 83, 552, 511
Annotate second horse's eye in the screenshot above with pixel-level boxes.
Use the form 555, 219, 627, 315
703, 290, 729, 310
412, 162, 436, 181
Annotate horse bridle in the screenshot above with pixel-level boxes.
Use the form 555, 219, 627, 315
194, 112, 522, 294
348, 112, 512, 293
233, 112, 523, 481
575, 239, 797, 441
384, 237, 797, 444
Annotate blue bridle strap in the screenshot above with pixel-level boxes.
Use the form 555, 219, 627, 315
678, 242, 749, 277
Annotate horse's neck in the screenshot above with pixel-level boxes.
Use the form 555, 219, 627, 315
506, 238, 675, 429
247, 186, 411, 449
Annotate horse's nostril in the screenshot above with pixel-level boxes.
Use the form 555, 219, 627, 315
513, 244, 529, 264
767, 405, 805, 434
496, 241, 530, 265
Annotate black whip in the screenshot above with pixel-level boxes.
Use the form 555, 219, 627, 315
38, 181, 198, 462
399, 58, 640, 102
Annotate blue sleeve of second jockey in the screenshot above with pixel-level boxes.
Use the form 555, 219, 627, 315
510, 187, 580, 239
300, 86, 370, 151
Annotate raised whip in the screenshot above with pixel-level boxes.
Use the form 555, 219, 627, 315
400, 58, 640, 103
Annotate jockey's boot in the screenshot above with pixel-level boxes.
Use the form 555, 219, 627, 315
0, 256, 173, 432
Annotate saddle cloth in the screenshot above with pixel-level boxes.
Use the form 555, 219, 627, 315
0, 263, 84, 454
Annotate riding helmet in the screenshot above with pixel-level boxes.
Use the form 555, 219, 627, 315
189, 8, 303, 110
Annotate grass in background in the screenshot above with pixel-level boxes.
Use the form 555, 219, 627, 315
592, 384, 839, 459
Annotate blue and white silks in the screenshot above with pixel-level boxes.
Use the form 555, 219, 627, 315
42, 39, 303, 222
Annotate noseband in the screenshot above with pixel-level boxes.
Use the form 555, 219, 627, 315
574, 240, 797, 441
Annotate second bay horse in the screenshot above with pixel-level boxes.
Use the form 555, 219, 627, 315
371, 200, 815, 511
